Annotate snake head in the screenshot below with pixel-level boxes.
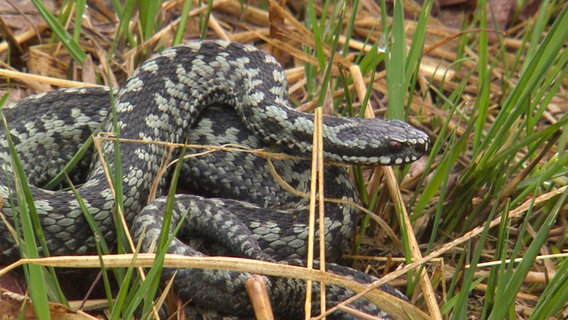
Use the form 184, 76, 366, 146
319, 117, 430, 166
376, 119, 431, 165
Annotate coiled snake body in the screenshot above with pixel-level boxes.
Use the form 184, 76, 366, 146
0, 41, 429, 318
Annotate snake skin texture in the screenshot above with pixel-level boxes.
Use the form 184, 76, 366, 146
0, 40, 430, 318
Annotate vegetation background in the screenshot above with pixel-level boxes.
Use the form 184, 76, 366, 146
0, 0, 566, 319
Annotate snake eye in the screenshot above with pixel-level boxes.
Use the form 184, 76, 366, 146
388, 140, 403, 152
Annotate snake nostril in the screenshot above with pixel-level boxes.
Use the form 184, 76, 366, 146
416, 142, 429, 154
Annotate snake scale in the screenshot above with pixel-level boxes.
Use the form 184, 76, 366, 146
0, 40, 430, 318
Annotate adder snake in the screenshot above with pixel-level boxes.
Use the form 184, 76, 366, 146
0, 40, 429, 318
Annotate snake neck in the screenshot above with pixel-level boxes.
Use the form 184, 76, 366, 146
111, 40, 430, 170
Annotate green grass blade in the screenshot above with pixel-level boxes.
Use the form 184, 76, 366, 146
448, 201, 498, 319
44, 135, 95, 190
113, 0, 138, 50
384, 0, 406, 120
30, 0, 86, 63
72, 0, 87, 42
123, 148, 188, 319
0, 96, 50, 319
199, 0, 215, 39
341, 0, 359, 55
109, 252, 138, 319
404, 0, 433, 111
108, 94, 129, 255
489, 188, 567, 319
173, 0, 194, 45
139, 0, 161, 41
530, 253, 568, 319
306, 0, 326, 70
472, 0, 490, 154
521, 0, 554, 75
475, 4, 568, 167
66, 175, 119, 310
66, 176, 111, 255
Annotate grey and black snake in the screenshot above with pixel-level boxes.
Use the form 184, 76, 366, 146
0, 40, 430, 319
